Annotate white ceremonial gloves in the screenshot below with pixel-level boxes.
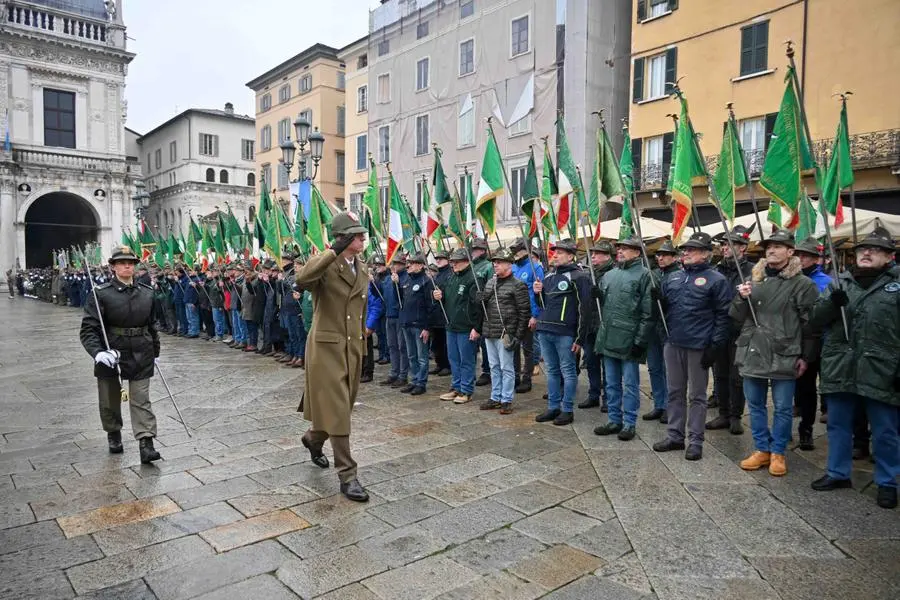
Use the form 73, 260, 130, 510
95, 349, 121, 368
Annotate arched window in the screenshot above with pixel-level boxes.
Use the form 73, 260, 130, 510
170, 208, 175, 228
247, 173, 255, 187
205, 168, 215, 182
219, 169, 229, 184
163, 211, 169, 230
249, 205, 256, 223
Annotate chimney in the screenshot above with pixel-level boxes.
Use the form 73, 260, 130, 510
224, 102, 234, 115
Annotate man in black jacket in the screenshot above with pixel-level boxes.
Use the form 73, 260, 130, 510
80, 246, 161, 464
399, 254, 435, 395
428, 251, 452, 377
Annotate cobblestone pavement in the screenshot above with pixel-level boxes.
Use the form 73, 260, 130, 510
1, 299, 898, 600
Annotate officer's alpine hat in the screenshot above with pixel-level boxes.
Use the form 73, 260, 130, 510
331, 211, 368, 236
615, 236, 643, 249
109, 245, 139, 264
853, 226, 896, 252
679, 231, 713, 251
433, 250, 450, 260
725, 224, 754, 245
760, 229, 796, 248
471, 237, 489, 251
491, 248, 515, 263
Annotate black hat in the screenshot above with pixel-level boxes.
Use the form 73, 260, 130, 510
407, 253, 427, 264
590, 240, 615, 254
471, 238, 489, 251
853, 226, 895, 252
109, 245, 139, 264
491, 248, 515, 263
615, 236, 643, 249
656, 239, 677, 254
725, 224, 754, 245
509, 237, 528, 252
551, 238, 578, 254
794, 237, 823, 256
449, 248, 469, 261
433, 250, 450, 260
760, 229, 796, 248
679, 232, 713, 251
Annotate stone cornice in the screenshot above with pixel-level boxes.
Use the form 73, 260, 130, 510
0, 34, 134, 76
149, 181, 255, 202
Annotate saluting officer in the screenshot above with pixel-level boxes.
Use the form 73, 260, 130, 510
295, 211, 370, 502
80, 246, 162, 464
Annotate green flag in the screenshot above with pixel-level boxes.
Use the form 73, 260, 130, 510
759, 67, 815, 226
447, 183, 467, 243
258, 186, 273, 226
713, 118, 748, 226
520, 150, 544, 239
432, 148, 454, 236
541, 142, 561, 239
794, 194, 820, 242
820, 99, 852, 227
400, 195, 419, 254
767, 201, 783, 228
293, 194, 310, 256
669, 95, 706, 243
362, 158, 382, 235
619, 125, 635, 240
590, 126, 627, 240
475, 127, 504, 235
556, 117, 579, 239
306, 184, 328, 252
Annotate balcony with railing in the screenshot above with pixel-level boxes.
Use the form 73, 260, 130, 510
4, 0, 124, 49
13, 147, 130, 174
636, 129, 900, 192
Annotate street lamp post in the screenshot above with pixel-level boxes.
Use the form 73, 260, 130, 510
278, 115, 325, 185
132, 180, 150, 224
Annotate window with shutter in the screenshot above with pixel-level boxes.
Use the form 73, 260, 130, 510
415, 115, 430, 156
740, 22, 769, 76
337, 106, 346, 136
336, 152, 345, 184
632, 58, 644, 103
661, 132, 674, 186
416, 58, 430, 91
357, 85, 368, 113
631, 138, 643, 188
459, 39, 475, 76
664, 48, 677, 94
636, 0, 646, 21
648, 54, 666, 98
356, 134, 367, 171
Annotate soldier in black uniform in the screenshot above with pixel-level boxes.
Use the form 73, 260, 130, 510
80, 246, 162, 464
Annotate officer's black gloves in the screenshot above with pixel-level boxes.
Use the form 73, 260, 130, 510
830, 289, 849, 307
331, 234, 355, 256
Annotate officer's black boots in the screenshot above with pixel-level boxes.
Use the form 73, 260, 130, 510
139, 438, 161, 464
107, 431, 123, 454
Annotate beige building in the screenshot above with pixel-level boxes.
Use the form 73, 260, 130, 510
246, 44, 348, 211
339, 36, 369, 215
628, 0, 900, 225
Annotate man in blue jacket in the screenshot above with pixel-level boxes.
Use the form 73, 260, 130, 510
794, 237, 830, 450
362, 260, 385, 383
399, 254, 435, 395
652, 232, 731, 460
533, 239, 592, 426
380, 255, 409, 388
510, 237, 544, 393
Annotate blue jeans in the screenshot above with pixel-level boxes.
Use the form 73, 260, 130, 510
212, 307, 226, 337
446, 331, 476, 395
744, 377, 795, 455
281, 313, 302, 358
647, 338, 668, 410
604, 357, 640, 427
583, 332, 604, 402
825, 392, 899, 488
245, 320, 259, 347
175, 302, 187, 334
231, 309, 247, 343
403, 326, 429, 388
485, 338, 515, 404
539, 332, 577, 413
185, 303, 200, 336
386, 317, 408, 380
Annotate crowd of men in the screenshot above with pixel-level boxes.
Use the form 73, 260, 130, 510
9, 223, 898, 509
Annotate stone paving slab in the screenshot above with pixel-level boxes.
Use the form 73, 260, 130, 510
3, 301, 900, 599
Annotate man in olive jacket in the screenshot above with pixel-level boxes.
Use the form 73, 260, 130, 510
294, 211, 370, 502
593, 237, 654, 440
809, 228, 898, 509
433, 248, 483, 404
732, 229, 819, 478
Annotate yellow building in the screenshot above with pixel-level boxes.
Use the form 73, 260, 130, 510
338, 36, 370, 214
246, 44, 349, 210
628, 0, 900, 227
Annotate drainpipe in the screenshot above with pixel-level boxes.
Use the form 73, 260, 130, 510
800, 0, 809, 96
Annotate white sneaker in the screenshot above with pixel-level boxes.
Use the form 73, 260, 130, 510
453, 394, 472, 404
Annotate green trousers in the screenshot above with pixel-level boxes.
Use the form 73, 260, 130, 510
302, 429, 358, 483
97, 378, 156, 439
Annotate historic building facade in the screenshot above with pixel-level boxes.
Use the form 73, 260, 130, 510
0, 0, 138, 270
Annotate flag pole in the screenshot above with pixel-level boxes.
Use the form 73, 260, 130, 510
667, 112, 702, 234
524, 146, 549, 273
726, 103, 765, 240
416, 233, 450, 325
540, 136, 563, 242
625, 188, 669, 337
575, 162, 603, 325
82, 247, 128, 403
785, 40, 849, 339
673, 92, 758, 326
451, 179, 490, 319
836, 94, 858, 245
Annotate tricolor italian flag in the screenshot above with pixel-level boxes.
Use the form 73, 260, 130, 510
385, 172, 404, 265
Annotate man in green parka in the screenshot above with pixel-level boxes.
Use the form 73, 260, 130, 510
809, 227, 898, 509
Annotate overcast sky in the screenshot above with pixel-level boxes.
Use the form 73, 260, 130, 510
123, 0, 379, 134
